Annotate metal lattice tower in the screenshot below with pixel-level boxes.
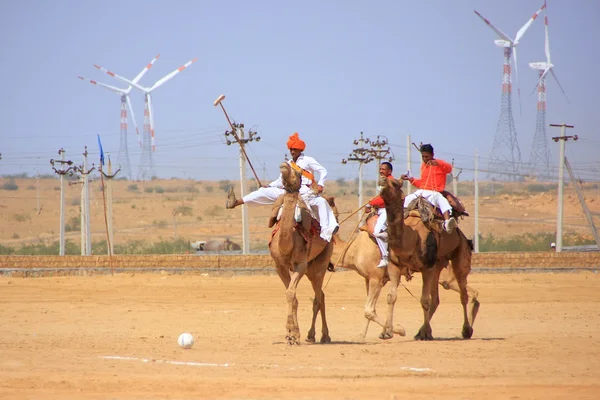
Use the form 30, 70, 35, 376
528, 70, 551, 179
138, 95, 155, 181
117, 95, 133, 180
488, 47, 522, 181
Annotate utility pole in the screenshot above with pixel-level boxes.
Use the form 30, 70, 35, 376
369, 135, 394, 192
474, 149, 480, 253
406, 134, 412, 195
550, 123, 576, 252
225, 122, 260, 254
100, 155, 120, 255
342, 132, 373, 223
74, 147, 95, 255
451, 159, 463, 196
50, 149, 75, 255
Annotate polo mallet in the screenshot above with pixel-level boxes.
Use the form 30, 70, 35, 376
213, 94, 263, 187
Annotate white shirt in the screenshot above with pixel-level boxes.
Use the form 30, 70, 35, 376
269, 154, 328, 189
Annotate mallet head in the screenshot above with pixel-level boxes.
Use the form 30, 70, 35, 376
213, 94, 226, 107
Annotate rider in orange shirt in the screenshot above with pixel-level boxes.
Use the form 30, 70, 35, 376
365, 162, 394, 267
401, 144, 457, 234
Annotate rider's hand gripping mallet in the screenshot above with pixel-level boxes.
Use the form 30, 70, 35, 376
213, 94, 263, 187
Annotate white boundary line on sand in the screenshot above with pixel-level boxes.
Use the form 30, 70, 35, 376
100, 355, 434, 373
101, 355, 231, 368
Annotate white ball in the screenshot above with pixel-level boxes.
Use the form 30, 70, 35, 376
177, 333, 194, 349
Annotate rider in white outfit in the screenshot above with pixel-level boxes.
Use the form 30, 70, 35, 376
226, 132, 339, 242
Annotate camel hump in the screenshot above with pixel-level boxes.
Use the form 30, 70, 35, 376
440, 190, 469, 218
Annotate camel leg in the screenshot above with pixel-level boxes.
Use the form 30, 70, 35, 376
381, 265, 405, 339
283, 265, 305, 345
415, 266, 441, 341
305, 247, 332, 344
440, 275, 480, 329
449, 239, 476, 339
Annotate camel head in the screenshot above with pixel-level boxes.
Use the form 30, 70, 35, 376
280, 162, 302, 193
379, 177, 404, 214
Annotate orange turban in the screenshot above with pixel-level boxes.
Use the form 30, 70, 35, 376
286, 132, 306, 151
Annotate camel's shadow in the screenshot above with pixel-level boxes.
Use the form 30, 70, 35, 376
272, 340, 376, 346
420, 336, 505, 342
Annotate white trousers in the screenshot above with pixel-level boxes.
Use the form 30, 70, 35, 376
373, 208, 388, 258
242, 186, 339, 242
242, 187, 285, 204
403, 189, 452, 215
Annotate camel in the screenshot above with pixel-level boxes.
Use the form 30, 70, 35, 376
329, 203, 479, 341
379, 177, 478, 340
269, 162, 334, 345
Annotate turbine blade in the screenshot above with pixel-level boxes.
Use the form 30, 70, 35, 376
512, 47, 522, 115
126, 95, 142, 147
147, 94, 156, 152
544, 11, 551, 63
93, 64, 147, 92
550, 69, 570, 103
150, 57, 198, 91
132, 54, 161, 84
515, 3, 546, 43
473, 10, 513, 42
77, 76, 126, 95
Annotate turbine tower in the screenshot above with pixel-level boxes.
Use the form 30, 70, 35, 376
94, 57, 197, 180
528, 1, 569, 180
78, 55, 159, 180
475, 4, 545, 181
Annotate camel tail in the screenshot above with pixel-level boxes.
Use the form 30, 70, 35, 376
424, 231, 437, 268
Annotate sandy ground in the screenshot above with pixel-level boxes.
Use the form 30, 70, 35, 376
1, 270, 599, 399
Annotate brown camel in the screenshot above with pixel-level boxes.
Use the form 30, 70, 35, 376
379, 177, 477, 340
270, 162, 334, 345
329, 205, 479, 341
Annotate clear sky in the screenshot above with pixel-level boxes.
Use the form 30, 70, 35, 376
1, 0, 599, 183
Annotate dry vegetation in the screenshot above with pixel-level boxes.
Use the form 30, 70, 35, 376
1, 176, 599, 252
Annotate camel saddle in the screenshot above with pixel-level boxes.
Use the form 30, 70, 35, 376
404, 191, 467, 232
268, 195, 320, 236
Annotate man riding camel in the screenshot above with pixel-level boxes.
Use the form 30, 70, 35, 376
365, 162, 394, 268
226, 132, 339, 242
400, 143, 457, 234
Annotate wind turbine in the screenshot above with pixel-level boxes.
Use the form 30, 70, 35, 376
528, 1, 569, 179
78, 54, 160, 179
529, 1, 569, 101
474, 3, 546, 111
93, 57, 197, 153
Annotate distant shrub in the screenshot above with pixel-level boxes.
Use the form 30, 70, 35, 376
154, 219, 168, 229
26, 185, 35, 190
196, 216, 203, 222
154, 186, 165, 193
218, 180, 231, 192
144, 187, 155, 193
131, 204, 136, 209
204, 185, 214, 193
65, 215, 81, 232
174, 205, 193, 216
527, 184, 554, 193
71, 198, 80, 206
336, 178, 348, 187
365, 189, 375, 196
2, 179, 18, 191
13, 213, 30, 222
127, 184, 139, 192
11, 233, 19, 239
205, 205, 224, 216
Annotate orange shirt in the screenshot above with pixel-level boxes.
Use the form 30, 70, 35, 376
369, 174, 394, 208
410, 159, 452, 191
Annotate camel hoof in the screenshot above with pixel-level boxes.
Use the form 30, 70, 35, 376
414, 331, 434, 341
286, 335, 300, 346
379, 332, 393, 340
320, 335, 331, 344
462, 325, 474, 339
393, 325, 406, 336
305, 336, 316, 343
